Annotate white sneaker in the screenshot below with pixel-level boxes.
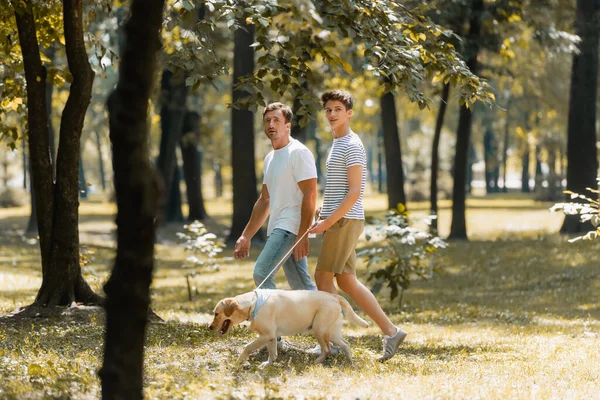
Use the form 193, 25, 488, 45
378, 327, 407, 362
307, 343, 342, 356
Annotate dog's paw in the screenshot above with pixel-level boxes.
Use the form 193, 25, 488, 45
258, 361, 273, 369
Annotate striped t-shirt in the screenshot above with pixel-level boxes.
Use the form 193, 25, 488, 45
320, 132, 367, 220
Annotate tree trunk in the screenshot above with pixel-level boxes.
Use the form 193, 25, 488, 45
181, 111, 208, 221
430, 83, 450, 233
27, 163, 37, 235
521, 146, 530, 193
534, 144, 543, 193
501, 97, 512, 192
228, 16, 262, 244
95, 129, 106, 191
44, 43, 57, 181
157, 69, 188, 223
79, 145, 88, 199
377, 128, 384, 193
99, 0, 165, 397
22, 134, 27, 189
14, 2, 54, 269
380, 89, 406, 209
561, 0, 600, 234
449, 0, 483, 240
15, 0, 100, 306
167, 166, 184, 222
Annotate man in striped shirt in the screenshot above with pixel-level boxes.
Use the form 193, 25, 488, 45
309, 90, 407, 362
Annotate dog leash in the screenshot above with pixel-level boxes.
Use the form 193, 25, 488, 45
255, 229, 311, 290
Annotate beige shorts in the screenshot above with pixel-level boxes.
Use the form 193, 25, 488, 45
316, 218, 364, 275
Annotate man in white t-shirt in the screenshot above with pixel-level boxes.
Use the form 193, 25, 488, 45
234, 102, 317, 291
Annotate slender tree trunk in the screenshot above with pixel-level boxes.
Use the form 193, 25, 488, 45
561, 0, 600, 233
95, 129, 106, 191
157, 69, 188, 223
22, 133, 27, 189
99, 0, 165, 397
14, 1, 54, 269
228, 16, 262, 244
430, 83, 450, 233
501, 98, 511, 192
380, 89, 406, 209
79, 145, 88, 199
377, 128, 384, 193
167, 166, 184, 222
44, 43, 57, 181
521, 146, 530, 193
181, 111, 207, 221
449, 0, 483, 240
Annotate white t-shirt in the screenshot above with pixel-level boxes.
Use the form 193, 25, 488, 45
263, 138, 317, 236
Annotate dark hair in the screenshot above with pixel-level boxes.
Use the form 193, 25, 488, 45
262, 102, 293, 123
321, 90, 354, 110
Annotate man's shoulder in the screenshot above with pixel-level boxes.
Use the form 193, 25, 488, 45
289, 140, 315, 158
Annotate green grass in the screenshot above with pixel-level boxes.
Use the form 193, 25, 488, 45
1, 194, 599, 399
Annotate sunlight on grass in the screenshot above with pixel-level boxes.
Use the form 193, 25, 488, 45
1, 194, 599, 399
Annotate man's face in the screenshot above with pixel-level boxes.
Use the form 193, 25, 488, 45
324, 100, 353, 131
263, 109, 291, 142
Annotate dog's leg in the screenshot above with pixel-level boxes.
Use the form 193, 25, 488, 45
331, 334, 352, 362
313, 335, 331, 363
237, 336, 274, 364
261, 339, 278, 368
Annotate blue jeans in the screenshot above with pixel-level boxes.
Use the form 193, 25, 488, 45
253, 228, 317, 291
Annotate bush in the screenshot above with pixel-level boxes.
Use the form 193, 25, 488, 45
550, 177, 600, 242
176, 221, 225, 300
358, 204, 447, 307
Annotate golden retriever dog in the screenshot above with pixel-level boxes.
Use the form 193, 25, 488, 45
209, 289, 369, 366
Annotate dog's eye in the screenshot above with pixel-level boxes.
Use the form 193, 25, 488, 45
214, 312, 218, 317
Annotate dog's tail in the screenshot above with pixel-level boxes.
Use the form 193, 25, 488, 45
337, 295, 369, 328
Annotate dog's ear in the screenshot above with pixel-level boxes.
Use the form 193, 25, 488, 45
222, 299, 238, 317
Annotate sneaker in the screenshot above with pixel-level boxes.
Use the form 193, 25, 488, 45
307, 343, 342, 356
378, 327, 407, 362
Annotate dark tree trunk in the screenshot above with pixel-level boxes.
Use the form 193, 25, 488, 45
521, 147, 530, 193
483, 127, 498, 194
501, 97, 512, 192
311, 121, 325, 192
380, 89, 406, 209
15, 0, 100, 306
79, 145, 88, 199
167, 166, 184, 222
181, 111, 208, 221
377, 128, 384, 193
449, 0, 483, 240
27, 163, 37, 235
15, 3, 54, 268
213, 162, 223, 198
22, 133, 27, 189
157, 69, 188, 223
228, 16, 262, 244
430, 83, 450, 233
534, 144, 543, 193
95, 129, 106, 191
44, 44, 57, 181
561, 0, 600, 234
99, 0, 165, 397
291, 82, 309, 143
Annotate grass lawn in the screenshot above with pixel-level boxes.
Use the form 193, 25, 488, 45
0, 193, 598, 399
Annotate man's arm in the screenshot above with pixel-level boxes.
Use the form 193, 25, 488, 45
234, 184, 270, 259
293, 177, 317, 261
309, 165, 362, 234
